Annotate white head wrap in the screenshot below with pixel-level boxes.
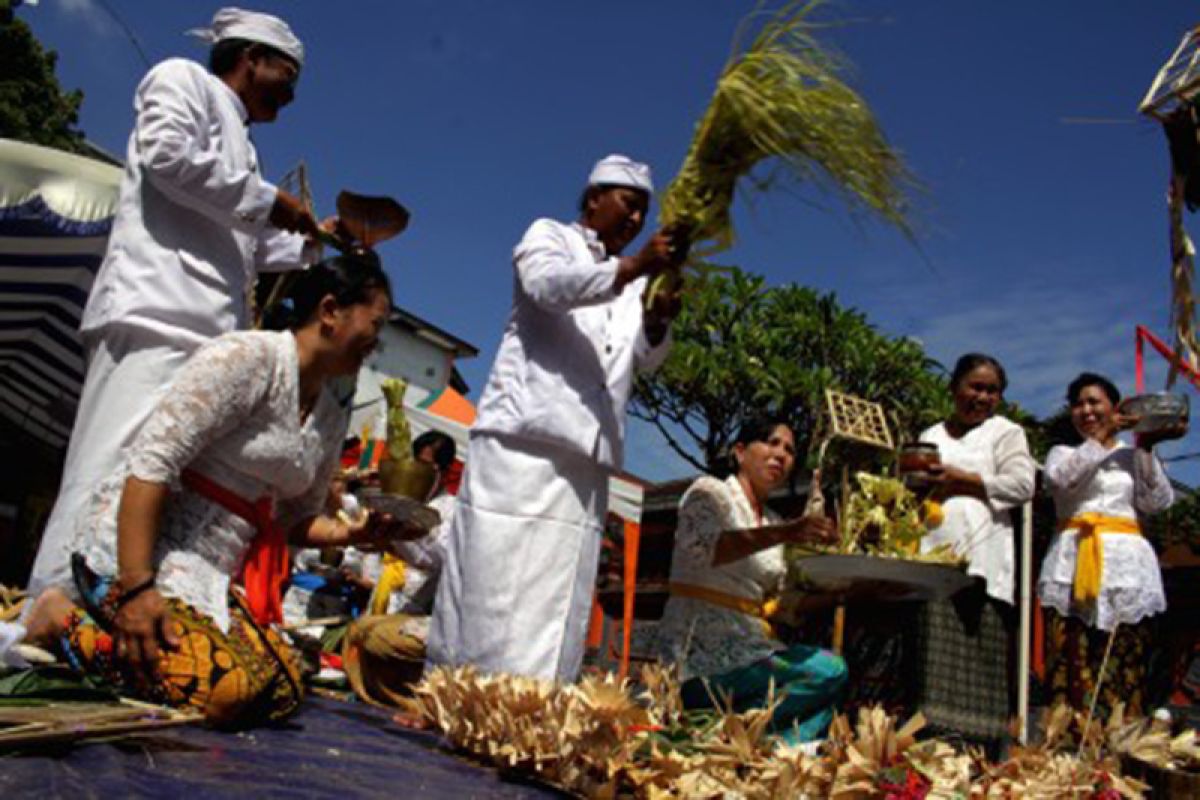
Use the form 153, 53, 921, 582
588, 154, 653, 195
188, 7, 305, 67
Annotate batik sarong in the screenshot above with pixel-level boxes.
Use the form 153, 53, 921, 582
60, 584, 302, 727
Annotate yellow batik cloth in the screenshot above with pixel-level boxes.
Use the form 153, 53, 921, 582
369, 554, 407, 615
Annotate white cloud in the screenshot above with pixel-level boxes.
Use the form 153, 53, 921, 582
54, 0, 120, 37
872, 277, 1158, 418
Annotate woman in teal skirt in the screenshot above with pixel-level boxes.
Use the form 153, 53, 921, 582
657, 417, 846, 743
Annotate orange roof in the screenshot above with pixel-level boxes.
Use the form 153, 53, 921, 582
420, 385, 476, 426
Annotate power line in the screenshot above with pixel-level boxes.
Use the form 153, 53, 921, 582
94, 0, 150, 70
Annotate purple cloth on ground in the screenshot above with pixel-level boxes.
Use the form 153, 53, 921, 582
0, 695, 563, 798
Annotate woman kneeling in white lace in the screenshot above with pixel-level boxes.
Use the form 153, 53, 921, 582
22, 254, 404, 727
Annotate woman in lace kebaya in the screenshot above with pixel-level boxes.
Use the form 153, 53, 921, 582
1038, 372, 1182, 716
23, 254, 397, 726
657, 417, 846, 744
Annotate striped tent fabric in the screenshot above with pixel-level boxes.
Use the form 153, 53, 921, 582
0, 139, 121, 450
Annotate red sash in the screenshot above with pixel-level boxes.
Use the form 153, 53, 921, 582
181, 469, 288, 626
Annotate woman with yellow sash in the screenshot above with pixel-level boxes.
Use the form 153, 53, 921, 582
657, 417, 845, 744
1038, 372, 1182, 716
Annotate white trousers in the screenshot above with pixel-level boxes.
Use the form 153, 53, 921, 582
426, 433, 608, 682
24, 325, 194, 602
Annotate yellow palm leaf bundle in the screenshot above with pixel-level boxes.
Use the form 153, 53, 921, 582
659, 0, 915, 264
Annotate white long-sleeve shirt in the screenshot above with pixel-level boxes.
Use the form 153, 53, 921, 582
919, 416, 1036, 604
81, 58, 310, 347
471, 219, 670, 470
1037, 439, 1174, 630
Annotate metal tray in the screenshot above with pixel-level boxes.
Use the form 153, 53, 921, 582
357, 490, 442, 532
790, 553, 973, 601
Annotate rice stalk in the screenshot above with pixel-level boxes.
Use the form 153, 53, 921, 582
653, 0, 916, 305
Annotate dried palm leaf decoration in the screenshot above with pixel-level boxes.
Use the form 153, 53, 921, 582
1141, 26, 1200, 373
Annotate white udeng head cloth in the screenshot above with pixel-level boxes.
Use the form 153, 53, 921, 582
587, 154, 653, 195
188, 7, 305, 67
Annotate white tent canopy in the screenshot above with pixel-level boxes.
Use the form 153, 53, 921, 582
0, 139, 121, 448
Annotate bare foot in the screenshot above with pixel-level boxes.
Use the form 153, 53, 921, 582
392, 711, 432, 731
22, 588, 77, 646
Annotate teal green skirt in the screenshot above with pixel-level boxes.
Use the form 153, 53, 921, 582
680, 643, 847, 744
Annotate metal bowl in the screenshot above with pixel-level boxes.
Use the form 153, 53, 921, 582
357, 489, 442, 531
1119, 392, 1189, 433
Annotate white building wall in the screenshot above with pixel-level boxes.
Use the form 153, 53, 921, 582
368, 326, 452, 394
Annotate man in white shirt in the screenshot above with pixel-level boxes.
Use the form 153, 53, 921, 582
26, 8, 321, 600
426, 154, 685, 682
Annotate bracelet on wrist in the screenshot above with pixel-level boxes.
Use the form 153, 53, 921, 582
115, 575, 157, 610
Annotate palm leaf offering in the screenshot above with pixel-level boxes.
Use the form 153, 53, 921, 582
649, 0, 916, 304
1106, 702, 1200, 774
0, 584, 25, 623
409, 665, 1165, 797
834, 472, 958, 563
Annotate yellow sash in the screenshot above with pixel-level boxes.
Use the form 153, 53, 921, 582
1061, 513, 1140, 606
669, 581, 779, 638
369, 554, 407, 616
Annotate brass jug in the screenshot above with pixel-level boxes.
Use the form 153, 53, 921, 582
379, 458, 436, 501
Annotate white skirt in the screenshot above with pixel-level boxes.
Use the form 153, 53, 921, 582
25, 325, 193, 607
1037, 530, 1166, 631
426, 433, 608, 682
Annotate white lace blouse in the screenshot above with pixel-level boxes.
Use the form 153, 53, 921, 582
73, 331, 350, 632
1037, 440, 1174, 631
657, 475, 786, 681
918, 416, 1036, 604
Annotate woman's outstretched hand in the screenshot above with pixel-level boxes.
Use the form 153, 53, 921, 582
348, 510, 427, 548
1138, 418, 1189, 449
784, 514, 838, 546
1096, 412, 1140, 444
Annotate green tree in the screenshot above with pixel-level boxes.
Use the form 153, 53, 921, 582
0, 12, 88, 154
1144, 482, 1200, 548
631, 267, 952, 475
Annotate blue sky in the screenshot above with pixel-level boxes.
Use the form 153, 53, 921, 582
19, 0, 1200, 482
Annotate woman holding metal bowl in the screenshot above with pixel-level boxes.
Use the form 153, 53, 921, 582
1038, 372, 1185, 716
